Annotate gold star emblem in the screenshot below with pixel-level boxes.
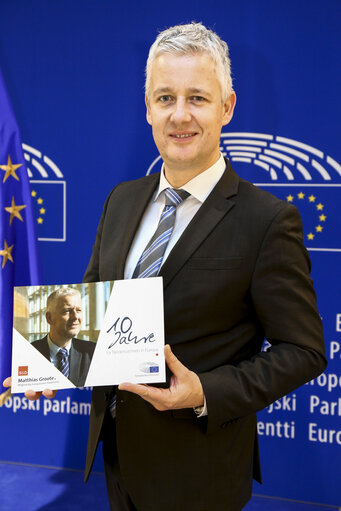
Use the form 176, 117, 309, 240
0, 240, 14, 268
308, 195, 316, 202
319, 214, 326, 222
39, 208, 46, 215
37, 217, 43, 224
37, 198, 43, 205
315, 225, 323, 232
307, 233, 315, 240
4, 196, 27, 225
286, 195, 294, 202
0, 155, 22, 183
31, 190, 37, 197
297, 192, 305, 199
316, 203, 324, 211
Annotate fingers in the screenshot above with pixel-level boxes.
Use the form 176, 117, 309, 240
3, 376, 56, 401
118, 382, 168, 410
3, 377, 11, 388
164, 344, 187, 376
25, 390, 43, 401
118, 346, 202, 411
119, 382, 149, 397
43, 389, 58, 399
25, 388, 57, 401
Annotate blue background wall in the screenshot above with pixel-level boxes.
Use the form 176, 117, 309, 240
0, 1, 340, 506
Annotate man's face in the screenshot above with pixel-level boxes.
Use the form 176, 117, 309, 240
47, 293, 82, 345
146, 53, 236, 184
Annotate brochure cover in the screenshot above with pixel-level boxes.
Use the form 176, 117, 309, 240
11, 278, 165, 393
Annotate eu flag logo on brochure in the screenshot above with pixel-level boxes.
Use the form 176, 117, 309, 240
22, 143, 66, 242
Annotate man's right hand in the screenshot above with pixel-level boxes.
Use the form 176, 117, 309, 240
2, 377, 57, 400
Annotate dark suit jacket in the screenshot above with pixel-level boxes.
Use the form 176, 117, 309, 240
31, 336, 95, 387
83, 161, 326, 511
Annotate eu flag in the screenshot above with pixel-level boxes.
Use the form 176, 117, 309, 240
0, 66, 41, 392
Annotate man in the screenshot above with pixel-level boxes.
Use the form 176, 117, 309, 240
83, 23, 326, 511
3, 22, 326, 511
32, 287, 95, 387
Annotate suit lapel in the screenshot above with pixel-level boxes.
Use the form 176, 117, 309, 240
39, 336, 50, 360
159, 161, 240, 289
69, 340, 81, 384
114, 174, 160, 279
34, 335, 50, 362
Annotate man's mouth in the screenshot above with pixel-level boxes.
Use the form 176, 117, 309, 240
170, 132, 197, 139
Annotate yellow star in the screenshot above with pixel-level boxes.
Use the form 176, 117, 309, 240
317, 203, 324, 211
0, 240, 14, 268
315, 225, 323, 232
0, 155, 22, 183
37, 198, 43, 205
308, 195, 316, 202
307, 233, 315, 240
31, 190, 37, 197
297, 192, 305, 199
39, 208, 46, 214
319, 214, 326, 222
4, 196, 27, 225
37, 217, 43, 224
286, 195, 294, 202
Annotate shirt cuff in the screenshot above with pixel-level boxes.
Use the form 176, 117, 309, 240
193, 395, 207, 417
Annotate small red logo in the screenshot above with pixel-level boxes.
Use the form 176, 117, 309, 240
18, 366, 28, 376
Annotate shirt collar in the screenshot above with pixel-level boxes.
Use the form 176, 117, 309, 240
47, 334, 72, 356
155, 154, 227, 204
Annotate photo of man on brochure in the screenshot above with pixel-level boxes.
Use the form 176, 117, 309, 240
13, 281, 114, 388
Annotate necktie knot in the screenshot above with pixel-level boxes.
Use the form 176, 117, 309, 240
57, 348, 68, 359
164, 188, 190, 207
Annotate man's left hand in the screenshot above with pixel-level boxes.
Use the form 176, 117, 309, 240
118, 344, 204, 411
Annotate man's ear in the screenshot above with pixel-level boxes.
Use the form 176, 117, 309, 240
46, 311, 53, 326
145, 94, 152, 126
222, 92, 237, 126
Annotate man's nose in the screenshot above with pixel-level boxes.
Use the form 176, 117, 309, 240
71, 309, 81, 320
170, 97, 191, 123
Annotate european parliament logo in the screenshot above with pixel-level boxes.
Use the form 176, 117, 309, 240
23, 143, 66, 242
147, 133, 341, 252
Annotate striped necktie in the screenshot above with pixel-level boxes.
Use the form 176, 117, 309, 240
55, 348, 69, 378
132, 187, 190, 279
109, 188, 189, 419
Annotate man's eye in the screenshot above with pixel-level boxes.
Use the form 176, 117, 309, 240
191, 96, 205, 102
159, 95, 172, 103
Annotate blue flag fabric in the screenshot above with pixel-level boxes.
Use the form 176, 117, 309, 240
0, 66, 41, 390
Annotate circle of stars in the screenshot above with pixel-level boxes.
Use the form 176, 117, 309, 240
31, 189, 46, 224
286, 192, 326, 241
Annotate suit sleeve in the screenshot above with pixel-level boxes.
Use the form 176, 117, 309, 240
83, 188, 116, 283
199, 203, 327, 434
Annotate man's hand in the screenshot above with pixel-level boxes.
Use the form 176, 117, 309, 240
118, 344, 204, 411
2, 377, 57, 401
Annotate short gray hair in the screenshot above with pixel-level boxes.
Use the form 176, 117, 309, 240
46, 287, 81, 312
145, 22, 233, 102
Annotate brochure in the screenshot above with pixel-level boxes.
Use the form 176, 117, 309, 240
11, 278, 165, 393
